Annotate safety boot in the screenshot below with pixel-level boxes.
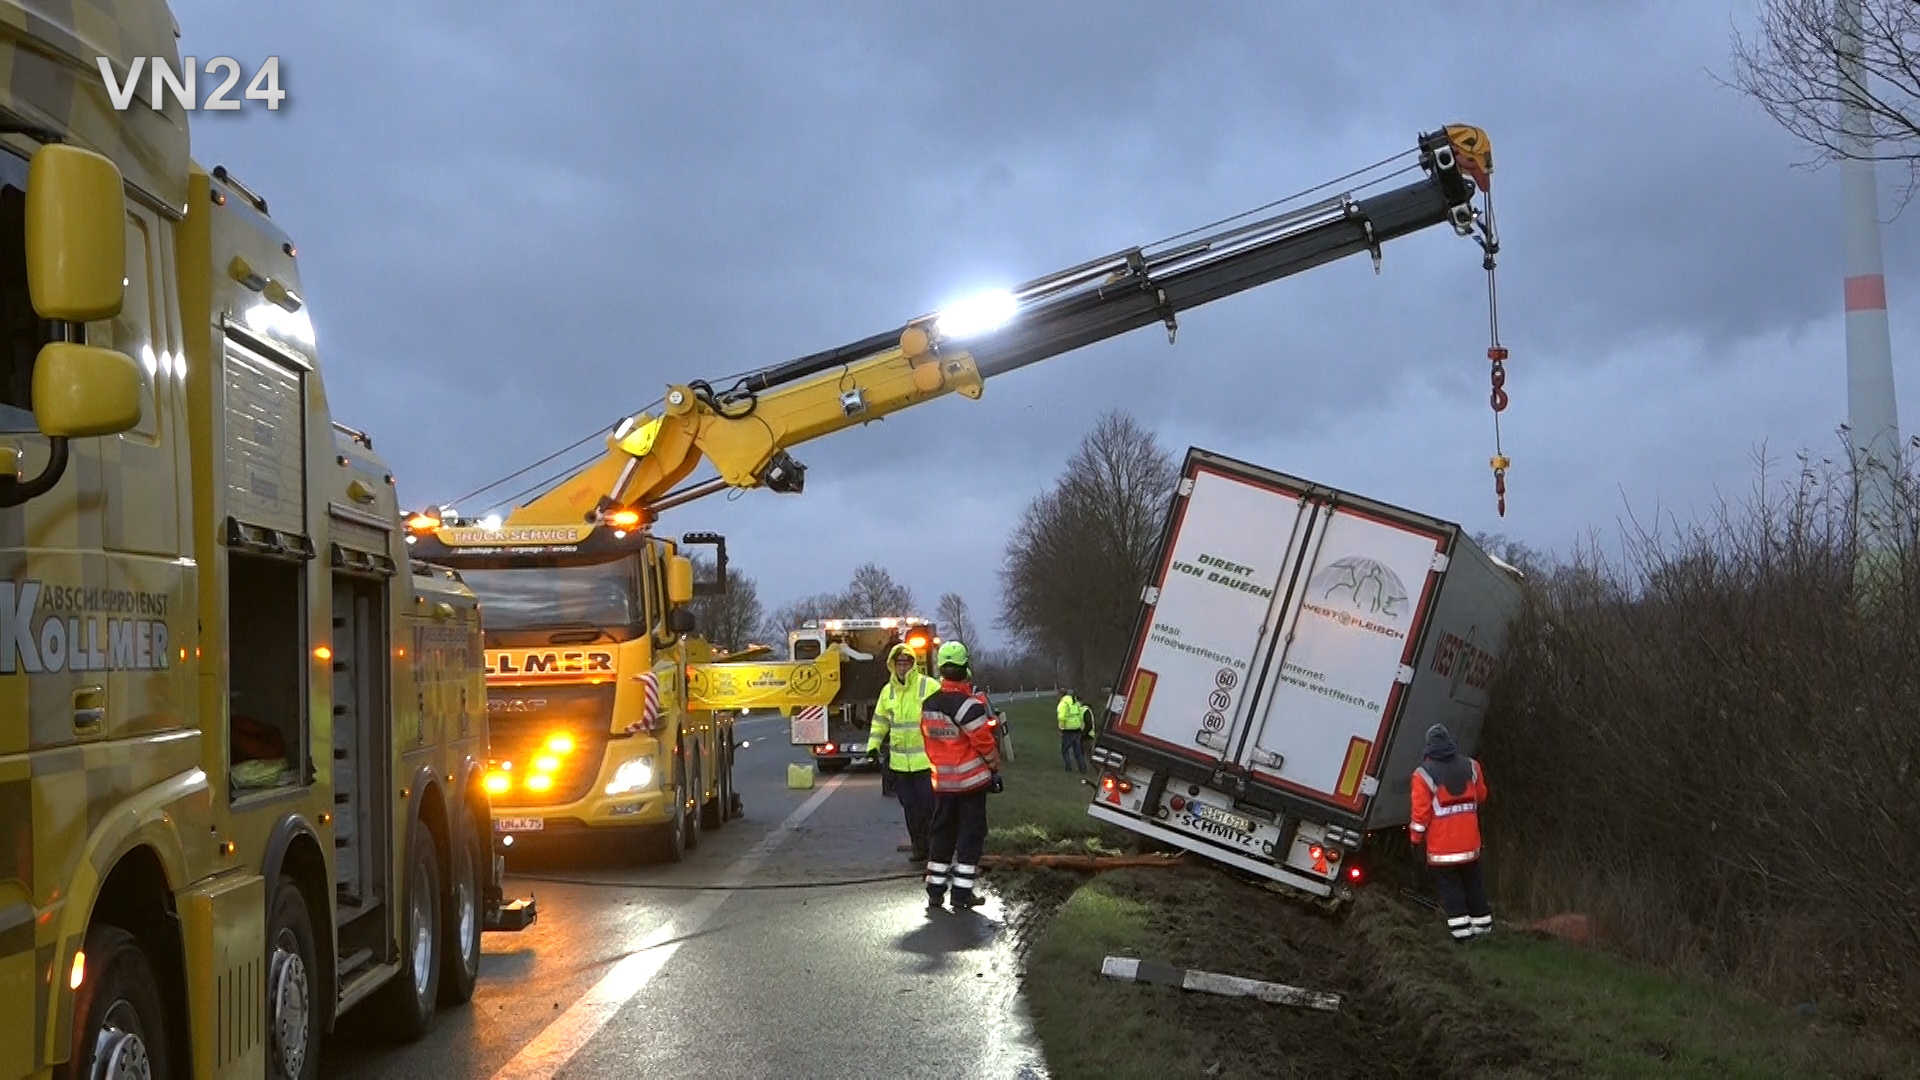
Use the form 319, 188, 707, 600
948, 888, 985, 910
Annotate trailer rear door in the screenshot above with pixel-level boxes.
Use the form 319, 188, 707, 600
1107, 456, 1315, 765
1229, 501, 1450, 812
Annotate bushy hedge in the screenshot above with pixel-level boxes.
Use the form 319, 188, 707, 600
1477, 446, 1920, 1029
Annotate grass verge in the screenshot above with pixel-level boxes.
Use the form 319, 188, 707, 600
985, 699, 1136, 856
985, 702, 1919, 1077
1461, 932, 1920, 1079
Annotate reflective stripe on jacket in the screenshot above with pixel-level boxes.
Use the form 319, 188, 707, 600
1409, 758, 1487, 865
922, 679, 1001, 793
868, 643, 938, 772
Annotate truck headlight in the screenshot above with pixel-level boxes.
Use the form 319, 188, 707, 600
604, 757, 655, 796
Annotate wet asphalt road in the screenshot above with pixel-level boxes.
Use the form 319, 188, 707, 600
321, 714, 1048, 1079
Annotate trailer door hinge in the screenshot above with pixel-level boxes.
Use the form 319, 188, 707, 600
1395, 664, 1415, 684
1141, 585, 1160, 604
1195, 730, 1229, 751
1250, 748, 1283, 769
1360, 775, 1379, 796
1176, 477, 1195, 497
1108, 694, 1127, 714
1430, 551, 1451, 573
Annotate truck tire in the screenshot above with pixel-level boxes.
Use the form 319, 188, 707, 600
66, 923, 173, 1080
438, 814, 484, 1007
652, 755, 690, 864
265, 878, 321, 1080
379, 818, 443, 1042
701, 759, 725, 831
714, 739, 735, 825
681, 751, 702, 853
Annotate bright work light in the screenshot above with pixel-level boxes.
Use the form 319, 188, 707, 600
933, 289, 1017, 339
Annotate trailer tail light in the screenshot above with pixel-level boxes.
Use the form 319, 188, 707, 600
1168, 795, 1186, 811
1117, 779, 1134, 794
1347, 864, 1364, 884
483, 771, 511, 795
1101, 776, 1116, 792
822, 742, 835, 753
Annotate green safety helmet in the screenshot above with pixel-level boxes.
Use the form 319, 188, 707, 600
936, 640, 969, 669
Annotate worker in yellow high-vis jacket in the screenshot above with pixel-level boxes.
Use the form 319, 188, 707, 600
869, 642, 942, 861
1058, 689, 1089, 774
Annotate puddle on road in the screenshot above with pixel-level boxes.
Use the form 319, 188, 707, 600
890, 895, 1050, 1079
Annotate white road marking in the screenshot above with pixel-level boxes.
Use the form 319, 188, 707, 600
490, 773, 847, 1080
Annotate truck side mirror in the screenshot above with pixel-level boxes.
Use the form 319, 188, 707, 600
27, 143, 126, 322
33, 343, 142, 437
667, 555, 694, 605
24, 144, 141, 440
0, 145, 143, 508
668, 607, 696, 636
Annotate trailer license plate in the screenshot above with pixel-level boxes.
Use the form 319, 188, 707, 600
1193, 803, 1254, 835
495, 817, 544, 833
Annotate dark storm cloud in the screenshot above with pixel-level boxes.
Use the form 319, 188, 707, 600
169, 1, 1913, 636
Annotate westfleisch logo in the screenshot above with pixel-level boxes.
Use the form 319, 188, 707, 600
1308, 556, 1410, 620
97, 56, 285, 111
1301, 556, 1412, 641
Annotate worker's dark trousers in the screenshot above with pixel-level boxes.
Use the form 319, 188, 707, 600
1060, 730, 1087, 772
894, 769, 933, 858
925, 789, 990, 904
1430, 859, 1494, 941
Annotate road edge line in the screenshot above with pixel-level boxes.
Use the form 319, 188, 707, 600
489, 772, 847, 1079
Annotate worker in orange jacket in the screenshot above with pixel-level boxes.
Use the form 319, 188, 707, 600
1408, 723, 1493, 942
919, 640, 1002, 911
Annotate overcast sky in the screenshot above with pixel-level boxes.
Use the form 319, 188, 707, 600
172, 1, 1915, 650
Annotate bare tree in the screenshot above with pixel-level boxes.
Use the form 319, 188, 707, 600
686, 554, 764, 653
971, 646, 1057, 693
998, 410, 1179, 689
758, 590, 850, 658
1725, 0, 1920, 208
842, 562, 916, 616
936, 591, 979, 648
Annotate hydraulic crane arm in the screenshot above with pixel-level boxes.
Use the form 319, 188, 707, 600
506, 124, 1496, 529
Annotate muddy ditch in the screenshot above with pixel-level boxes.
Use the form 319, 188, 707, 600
993, 861, 1565, 1079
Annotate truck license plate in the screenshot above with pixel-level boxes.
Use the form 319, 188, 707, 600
1193, 802, 1254, 835
495, 817, 544, 833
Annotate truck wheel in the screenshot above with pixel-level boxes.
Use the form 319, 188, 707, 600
265, 878, 321, 1080
653, 757, 689, 864
438, 814, 484, 1007
67, 924, 172, 1080
681, 751, 702, 852
701, 743, 726, 830
380, 818, 443, 1042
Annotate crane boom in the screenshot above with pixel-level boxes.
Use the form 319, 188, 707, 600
485, 123, 1495, 530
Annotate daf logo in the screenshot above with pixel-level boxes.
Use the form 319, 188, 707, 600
490, 698, 548, 713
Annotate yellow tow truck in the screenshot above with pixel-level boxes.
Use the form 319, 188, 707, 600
1, 4, 532, 1077
406, 121, 1503, 865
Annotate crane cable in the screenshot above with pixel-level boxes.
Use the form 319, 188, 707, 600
1479, 182, 1511, 518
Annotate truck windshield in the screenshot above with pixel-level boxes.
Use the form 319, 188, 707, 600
459, 560, 643, 631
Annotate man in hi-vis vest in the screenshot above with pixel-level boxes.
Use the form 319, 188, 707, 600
868, 642, 941, 862
1409, 724, 1494, 942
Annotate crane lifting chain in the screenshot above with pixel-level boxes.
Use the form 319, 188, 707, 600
1474, 180, 1510, 517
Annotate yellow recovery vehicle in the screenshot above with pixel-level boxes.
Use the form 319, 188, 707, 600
1, 4, 533, 1078
405, 122, 1504, 865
